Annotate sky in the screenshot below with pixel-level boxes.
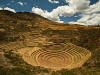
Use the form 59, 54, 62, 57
0, 0, 100, 25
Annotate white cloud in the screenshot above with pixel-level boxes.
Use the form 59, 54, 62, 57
77, 13, 100, 25
48, 0, 59, 4
65, 0, 90, 11
56, 6, 76, 16
32, 5, 76, 22
4, 7, 16, 13
32, 0, 100, 25
74, 16, 78, 17
74, 0, 100, 25
85, 0, 100, 14
12, 0, 14, 2
70, 13, 100, 25
32, 0, 90, 23
11, 1, 14, 2
24, 2, 27, 5
18, 2, 23, 6
32, 7, 60, 21
68, 21, 86, 25
0, 7, 3, 10
32, 7, 44, 16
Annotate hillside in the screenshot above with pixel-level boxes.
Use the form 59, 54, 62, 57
0, 10, 100, 75
0, 10, 99, 31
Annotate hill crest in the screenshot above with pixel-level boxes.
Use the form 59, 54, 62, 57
0, 10, 100, 31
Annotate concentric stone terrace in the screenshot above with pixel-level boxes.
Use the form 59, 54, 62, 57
18, 43, 91, 70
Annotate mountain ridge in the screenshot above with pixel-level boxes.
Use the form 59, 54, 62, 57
0, 10, 100, 31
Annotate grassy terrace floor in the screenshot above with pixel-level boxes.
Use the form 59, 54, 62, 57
17, 43, 91, 70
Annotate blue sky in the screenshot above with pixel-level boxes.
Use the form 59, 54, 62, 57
0, 0, 100, 25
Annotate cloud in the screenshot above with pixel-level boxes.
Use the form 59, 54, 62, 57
74, 16, 78, 17
85, 0, 100, 14
65, 0, 90, 11
73, 0, 100, 25
32, 0, 90, 23
24, 2, 27, 5
56, 6, 76, 17
32, 5, 76, 22
18, 2, 23, 6
68, 21, 86, 25
4, 7, 16, 13
70, 13, 100, 25
0, 7, 3, 10
32, 0, 99, 25
12, 0, 14, 2
48, 0, 59, 4
32, 7, 44, 16
77, 13, 100, 25
32, 7, 60, 22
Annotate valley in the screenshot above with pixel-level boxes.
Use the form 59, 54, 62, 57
0, 10, 100, 75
